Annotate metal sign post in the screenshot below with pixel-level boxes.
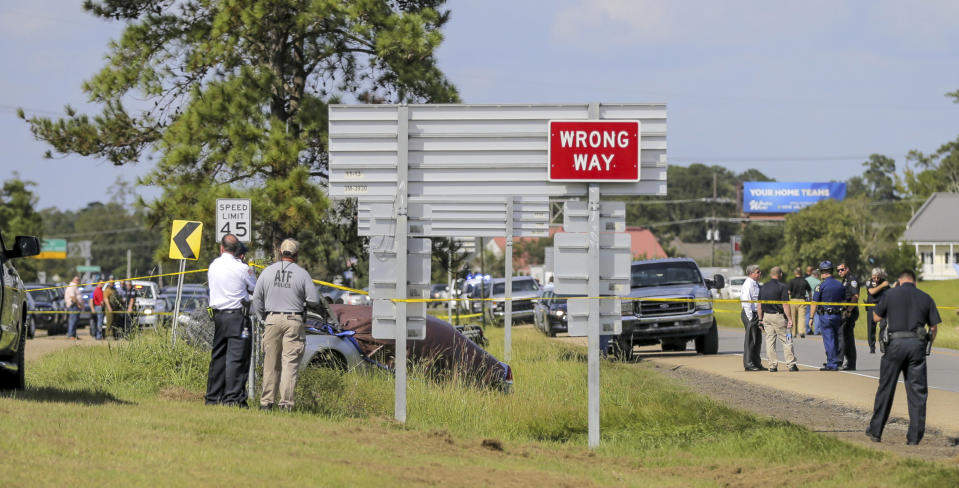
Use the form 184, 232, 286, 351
587, 185, 601, 448
168, 220, 203, 345
395, 105, 410, 423
171, 260, 186, 343
504, 197, 514, 362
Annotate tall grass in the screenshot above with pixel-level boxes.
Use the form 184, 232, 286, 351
20, 325, 959, 484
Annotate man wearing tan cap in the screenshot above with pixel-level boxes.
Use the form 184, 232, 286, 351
252, 238, 323, 411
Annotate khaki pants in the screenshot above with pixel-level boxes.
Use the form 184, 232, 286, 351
762, 313, 796, 369
790, 302, 808, 336
260, 313, 306, 408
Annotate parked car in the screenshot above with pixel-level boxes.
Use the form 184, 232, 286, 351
0, 232, 40, 389
429, 283, 449, 308
129, 280, 161, 327
161, 284, 207, 296
317, 285, 346, 304
613, 258, 724, 359
533, 287, 576, 337
24, 284, 63, 337
336, 288, 371, 306
483, 276, 542, 325
725, 276, 747, 301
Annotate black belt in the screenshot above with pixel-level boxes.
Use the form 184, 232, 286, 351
817, 307, 843, 315
890, 330, 925, 340
214, 308, 242, 314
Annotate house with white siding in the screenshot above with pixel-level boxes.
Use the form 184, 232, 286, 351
900, 192, 959, 280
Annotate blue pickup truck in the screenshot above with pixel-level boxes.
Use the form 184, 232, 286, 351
0, 232, 40, 390
613, 258, 724, 360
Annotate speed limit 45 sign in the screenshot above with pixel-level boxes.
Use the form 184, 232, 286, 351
216, 198, 251, 243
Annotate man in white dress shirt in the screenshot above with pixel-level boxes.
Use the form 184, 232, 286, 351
205, 234, 257, 406
740, 264, 763, 371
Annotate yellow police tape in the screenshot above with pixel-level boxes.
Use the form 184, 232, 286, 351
25, 265, 958, 312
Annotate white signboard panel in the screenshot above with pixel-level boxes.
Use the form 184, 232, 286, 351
329, 103, 667, 200
567, 299, 622, 337
552, 233, 632, 296
358, 198, 549, 238
372, 300, 426, 340
368, 237, 431, 299
563, 201, 626, 233
216, 198, 252, 243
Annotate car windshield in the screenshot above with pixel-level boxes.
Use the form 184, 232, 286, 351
491, 279, 539, 295
631, 262, 703, 288
730, 278, 745, 286
133, 284, 156, 299
179, 296, 208, 311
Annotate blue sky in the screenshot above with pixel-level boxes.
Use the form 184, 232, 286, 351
2, 0, 958, 211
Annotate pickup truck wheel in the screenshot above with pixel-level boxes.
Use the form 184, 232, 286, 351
0, 328, 26, 390
695, 320, 719, 355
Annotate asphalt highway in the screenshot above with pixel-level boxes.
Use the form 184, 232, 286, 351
709, 325, 959, 393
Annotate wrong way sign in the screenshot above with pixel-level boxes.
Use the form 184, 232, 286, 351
548, 120, 640, 182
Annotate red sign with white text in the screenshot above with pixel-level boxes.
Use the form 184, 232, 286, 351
548, 120, 641, 182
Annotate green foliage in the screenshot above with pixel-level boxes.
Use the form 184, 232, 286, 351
22, 0, 459, 264
625, 164, 773, 244
740, 223, 785, 267
861, 154, 898, 201
32, 179, 165, 282
779, 199, 860, 272
0, 176, 45, 280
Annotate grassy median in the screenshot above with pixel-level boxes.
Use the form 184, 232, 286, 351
0, 328, 956, 486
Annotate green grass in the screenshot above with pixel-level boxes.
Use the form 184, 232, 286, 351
2, 328, 957, 486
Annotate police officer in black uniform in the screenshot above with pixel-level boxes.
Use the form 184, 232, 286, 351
835, 262, 859, 371
864, 268, 890, 354
866, 269, 940, 445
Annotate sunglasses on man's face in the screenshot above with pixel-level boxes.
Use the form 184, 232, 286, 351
838, 267, 847, 272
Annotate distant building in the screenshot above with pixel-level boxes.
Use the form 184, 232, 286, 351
486, 226, 667, 262
900, 192, 959, 280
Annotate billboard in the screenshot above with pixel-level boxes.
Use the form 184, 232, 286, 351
743, 182, 846, 214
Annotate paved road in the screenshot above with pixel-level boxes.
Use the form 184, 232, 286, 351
627, 326, 959, 435
709, 326, 959, 393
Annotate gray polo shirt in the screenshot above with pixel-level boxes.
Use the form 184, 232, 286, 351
252, 260, 320, 318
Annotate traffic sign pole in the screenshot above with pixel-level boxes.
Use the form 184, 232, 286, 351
587, 184, 601, 449
172, 259, 186, 344
395, 105, 409, 423
504, 197, 513, 362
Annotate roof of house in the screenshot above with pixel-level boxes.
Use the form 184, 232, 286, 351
489, 226, 668, 260
901, 192, 959, 243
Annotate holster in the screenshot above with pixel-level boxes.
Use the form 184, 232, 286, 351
879, 326, 888, 353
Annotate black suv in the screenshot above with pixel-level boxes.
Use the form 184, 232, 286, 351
0, 232, 40, 389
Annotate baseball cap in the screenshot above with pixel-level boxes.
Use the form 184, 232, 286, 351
819, 261, 833, 271
280, 238, 299, 256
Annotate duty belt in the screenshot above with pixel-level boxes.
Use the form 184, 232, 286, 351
890, 330, 926, 341
817, 307, 844, 315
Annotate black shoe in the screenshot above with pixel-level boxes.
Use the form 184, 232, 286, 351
866, 432, 881, 443
745, 366, 762, 371
800, 333, 805, 339
869, 346, 876, 354
840, 365, 856, 371
768, 367, 777, 372
819, 366, 838, 371
789, 365, 799, 372
259, 404, 273, 411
